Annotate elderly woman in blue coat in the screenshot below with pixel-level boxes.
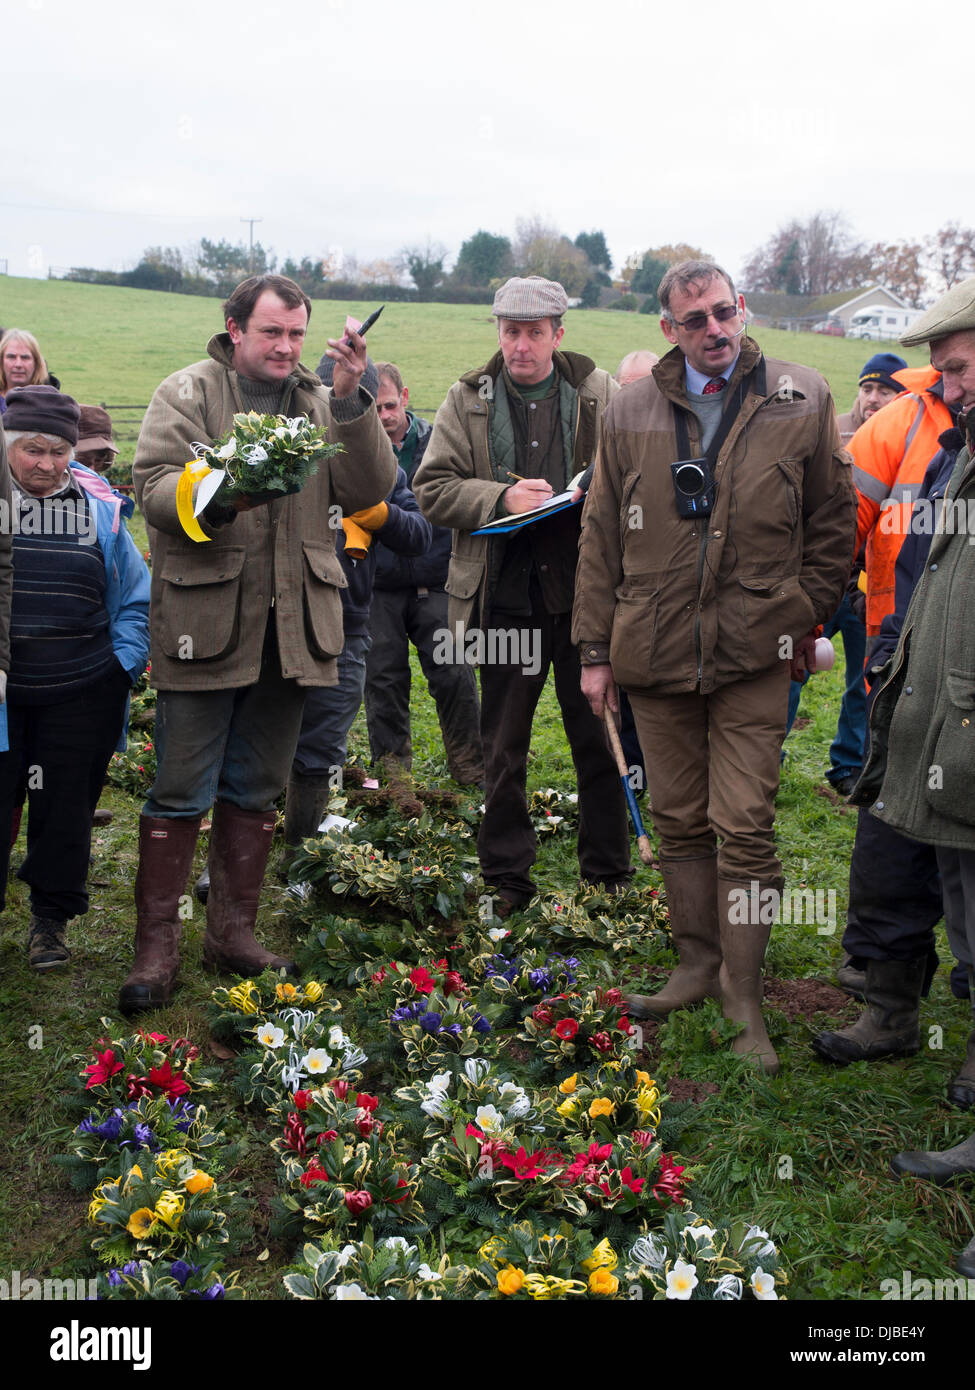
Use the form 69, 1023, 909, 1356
0, 386, 150, 971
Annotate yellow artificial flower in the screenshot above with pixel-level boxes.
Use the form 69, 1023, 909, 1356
122, 1164, 143, 1194
479, 1235, 505, 1267
226, 981, 259, 1014
582, 1238, 619, 1273
153, 1190, 185, 1229
635, 1089, 661, 1121
589, 1097, 615, 1118
184, 1170, 215, 1195
303, 981, 324, 1003
155, 1149, 192, 1178
126, 1207, 156, 1239
497, 1265, 525, 1296
556, 1099, 579, 1119
523, 1273, 587, 1299
635, 1070, 652, 1088
276, 982, 298, 1002
588, 1266, 620, 1296
87, 1195, 107, 1224
558, 1074, 578, 1094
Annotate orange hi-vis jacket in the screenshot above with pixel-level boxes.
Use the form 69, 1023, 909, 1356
851, 365, 952, 636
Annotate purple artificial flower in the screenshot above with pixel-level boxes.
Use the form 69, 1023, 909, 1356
106, 1269, 123, 1287
170, 1259, 201, 1289
122, 1262, 142, 1276
442, 1023, 463, 1038
472, 1015, 492, 1034
529, 968, 552, 991
167, 1098, 196, 1132
133, 1123, 155, 1148
419, 1012, 443, 1034
202, 1282, 226, 1300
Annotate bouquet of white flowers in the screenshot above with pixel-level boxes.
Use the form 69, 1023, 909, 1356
194, 411, 343, 505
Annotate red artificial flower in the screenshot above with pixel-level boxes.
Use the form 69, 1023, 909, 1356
391, 1179, 410, 1204
595, 987, 623, 1008
138, 1031, 169, 1045
553, 1019, 578, 1040
345, 1190, 373, 1215
443, 971, 467, 997
409, 967, 436, 996
84, 1049, 124, 1090
148, 1061, 191, 1099
653, 1154, 687, 1207
533, 1005, 554, 1027
293, 1089, 312, 1111
618, 1165, 645, 1195
354, 1092, 379, 1113
465, 1124, 485, 1140
125, 1074, 153, 1102
498, 1147, 564, 1181
370, 968, 387, 986
616, 1016, 634, 1036
355, 1113, 375, 1138
432, 959, 448, 970
632, 1129, 655, 1150
330, 1079, 350, 1101
300, 1162, 329, 1188
316, 1129, 339, 1146
283, 1114, 307, 1155
590, 1031, 613, 1052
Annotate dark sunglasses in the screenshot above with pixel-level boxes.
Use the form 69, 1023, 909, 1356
670, 304, 740, 333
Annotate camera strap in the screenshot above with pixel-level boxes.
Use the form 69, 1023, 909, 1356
672, 356, 767, 468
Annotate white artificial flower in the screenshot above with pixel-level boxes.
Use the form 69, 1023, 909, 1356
475, 1104, 503, 1134
750, 1267, 778, 1300
567, 793, 578, 804
464, 1058, 491, 1084
242, 443, 268, 465
383, 1237, 416, 1254
506, 1095, 531, 1120
488, 927, 510, 942
335, 1244, 358, 1269
281, 1063, 304, 1091
332, 1283, 377, 1301
420, 1094, 448, 1118
415, 1264, 442, 1282
428, 1071, 452, 1094
739, 1225, 776, 1260
216, 438, 238, 459
665, 1259, 699, 1300
257, 1024, 285, 1048
282, 1008, 315, 1036
301, 1048, 333, 1075
630, 1234, 667, 1269
342, 1045, 367, 1071
328, 1025, 347, 1049
713, 1274, 743, 1301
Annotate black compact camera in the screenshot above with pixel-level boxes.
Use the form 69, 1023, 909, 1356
670, 456, 715, 518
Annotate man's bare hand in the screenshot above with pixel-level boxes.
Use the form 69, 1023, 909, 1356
325, 328, 367, 398
581, 663, 618, 719
505, 478, 553, 514
789, 631, 817, 682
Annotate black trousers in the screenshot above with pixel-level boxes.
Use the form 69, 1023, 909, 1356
477, 598, 631, 901
842, 805, 943, 964
0, 664, 129, 921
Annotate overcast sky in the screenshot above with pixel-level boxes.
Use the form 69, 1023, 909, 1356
3, 0, 969, 284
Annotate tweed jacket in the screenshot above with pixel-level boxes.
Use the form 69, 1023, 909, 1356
572, 336, 857, 695
412, 349, 616, 633
134, 333, 395, 690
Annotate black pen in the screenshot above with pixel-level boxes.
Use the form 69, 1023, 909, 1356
345, 305, 384, 345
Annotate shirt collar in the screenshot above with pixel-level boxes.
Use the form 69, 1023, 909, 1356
685, 352, 739, 397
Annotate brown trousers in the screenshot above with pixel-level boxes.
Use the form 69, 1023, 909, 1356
626, 664, 791, 882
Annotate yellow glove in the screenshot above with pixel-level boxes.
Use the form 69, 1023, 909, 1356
347, 502, 389, 533
342, 518, 372, 559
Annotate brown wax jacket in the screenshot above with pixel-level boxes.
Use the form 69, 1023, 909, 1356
134, 333, 395, 691
572, 336, 856, 695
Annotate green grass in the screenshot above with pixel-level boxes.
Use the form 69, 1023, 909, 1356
0, 274, 964, 1303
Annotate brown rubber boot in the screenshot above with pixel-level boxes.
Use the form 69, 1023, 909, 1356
119, 816, 201, 1015
948, 971, 975, 1109
718, 877, 779, 1076
624, 856, 721, 1019
203, 800, 296, 976
811, 956, 925, 1064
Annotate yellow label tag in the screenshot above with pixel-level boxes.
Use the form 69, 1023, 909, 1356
176, 460, 214, 543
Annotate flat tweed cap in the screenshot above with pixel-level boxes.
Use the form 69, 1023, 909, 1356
3, 385, 81, 445
492, 276, 568, 321
901, 275, 975, 346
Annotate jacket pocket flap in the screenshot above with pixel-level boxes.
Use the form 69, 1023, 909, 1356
303, 542, 348, 588
446, 555, 485, 599
159, 547, 246, 586
739, 576, 780, 594
946, 671, 975, 709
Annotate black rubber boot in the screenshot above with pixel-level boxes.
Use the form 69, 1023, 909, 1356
812, 956, 925, 1064
890, 1131, 975, 1185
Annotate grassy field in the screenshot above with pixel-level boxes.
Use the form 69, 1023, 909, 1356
0, 275, 968, 1310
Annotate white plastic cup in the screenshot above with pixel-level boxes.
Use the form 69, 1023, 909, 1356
810, 636, 835, 672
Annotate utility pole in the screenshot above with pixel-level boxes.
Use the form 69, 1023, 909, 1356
240, 217, 262, 272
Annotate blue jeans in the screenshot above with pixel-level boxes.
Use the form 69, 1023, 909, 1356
784, 595, 866, 783
292, 632, 371, 777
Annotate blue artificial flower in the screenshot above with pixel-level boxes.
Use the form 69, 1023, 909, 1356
122, 1262, 142, 1276
529, 968, 552, 991
168, 1098, 196, 1132
442, 1023, 463, 1038
133, 1123, 155, 1148
106, 1269, 123, 1287
419, 1012, 443, 1034
170, 1259, 201, 1289
472, 1015, 492, 1034
202, 1282, 226, 1300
